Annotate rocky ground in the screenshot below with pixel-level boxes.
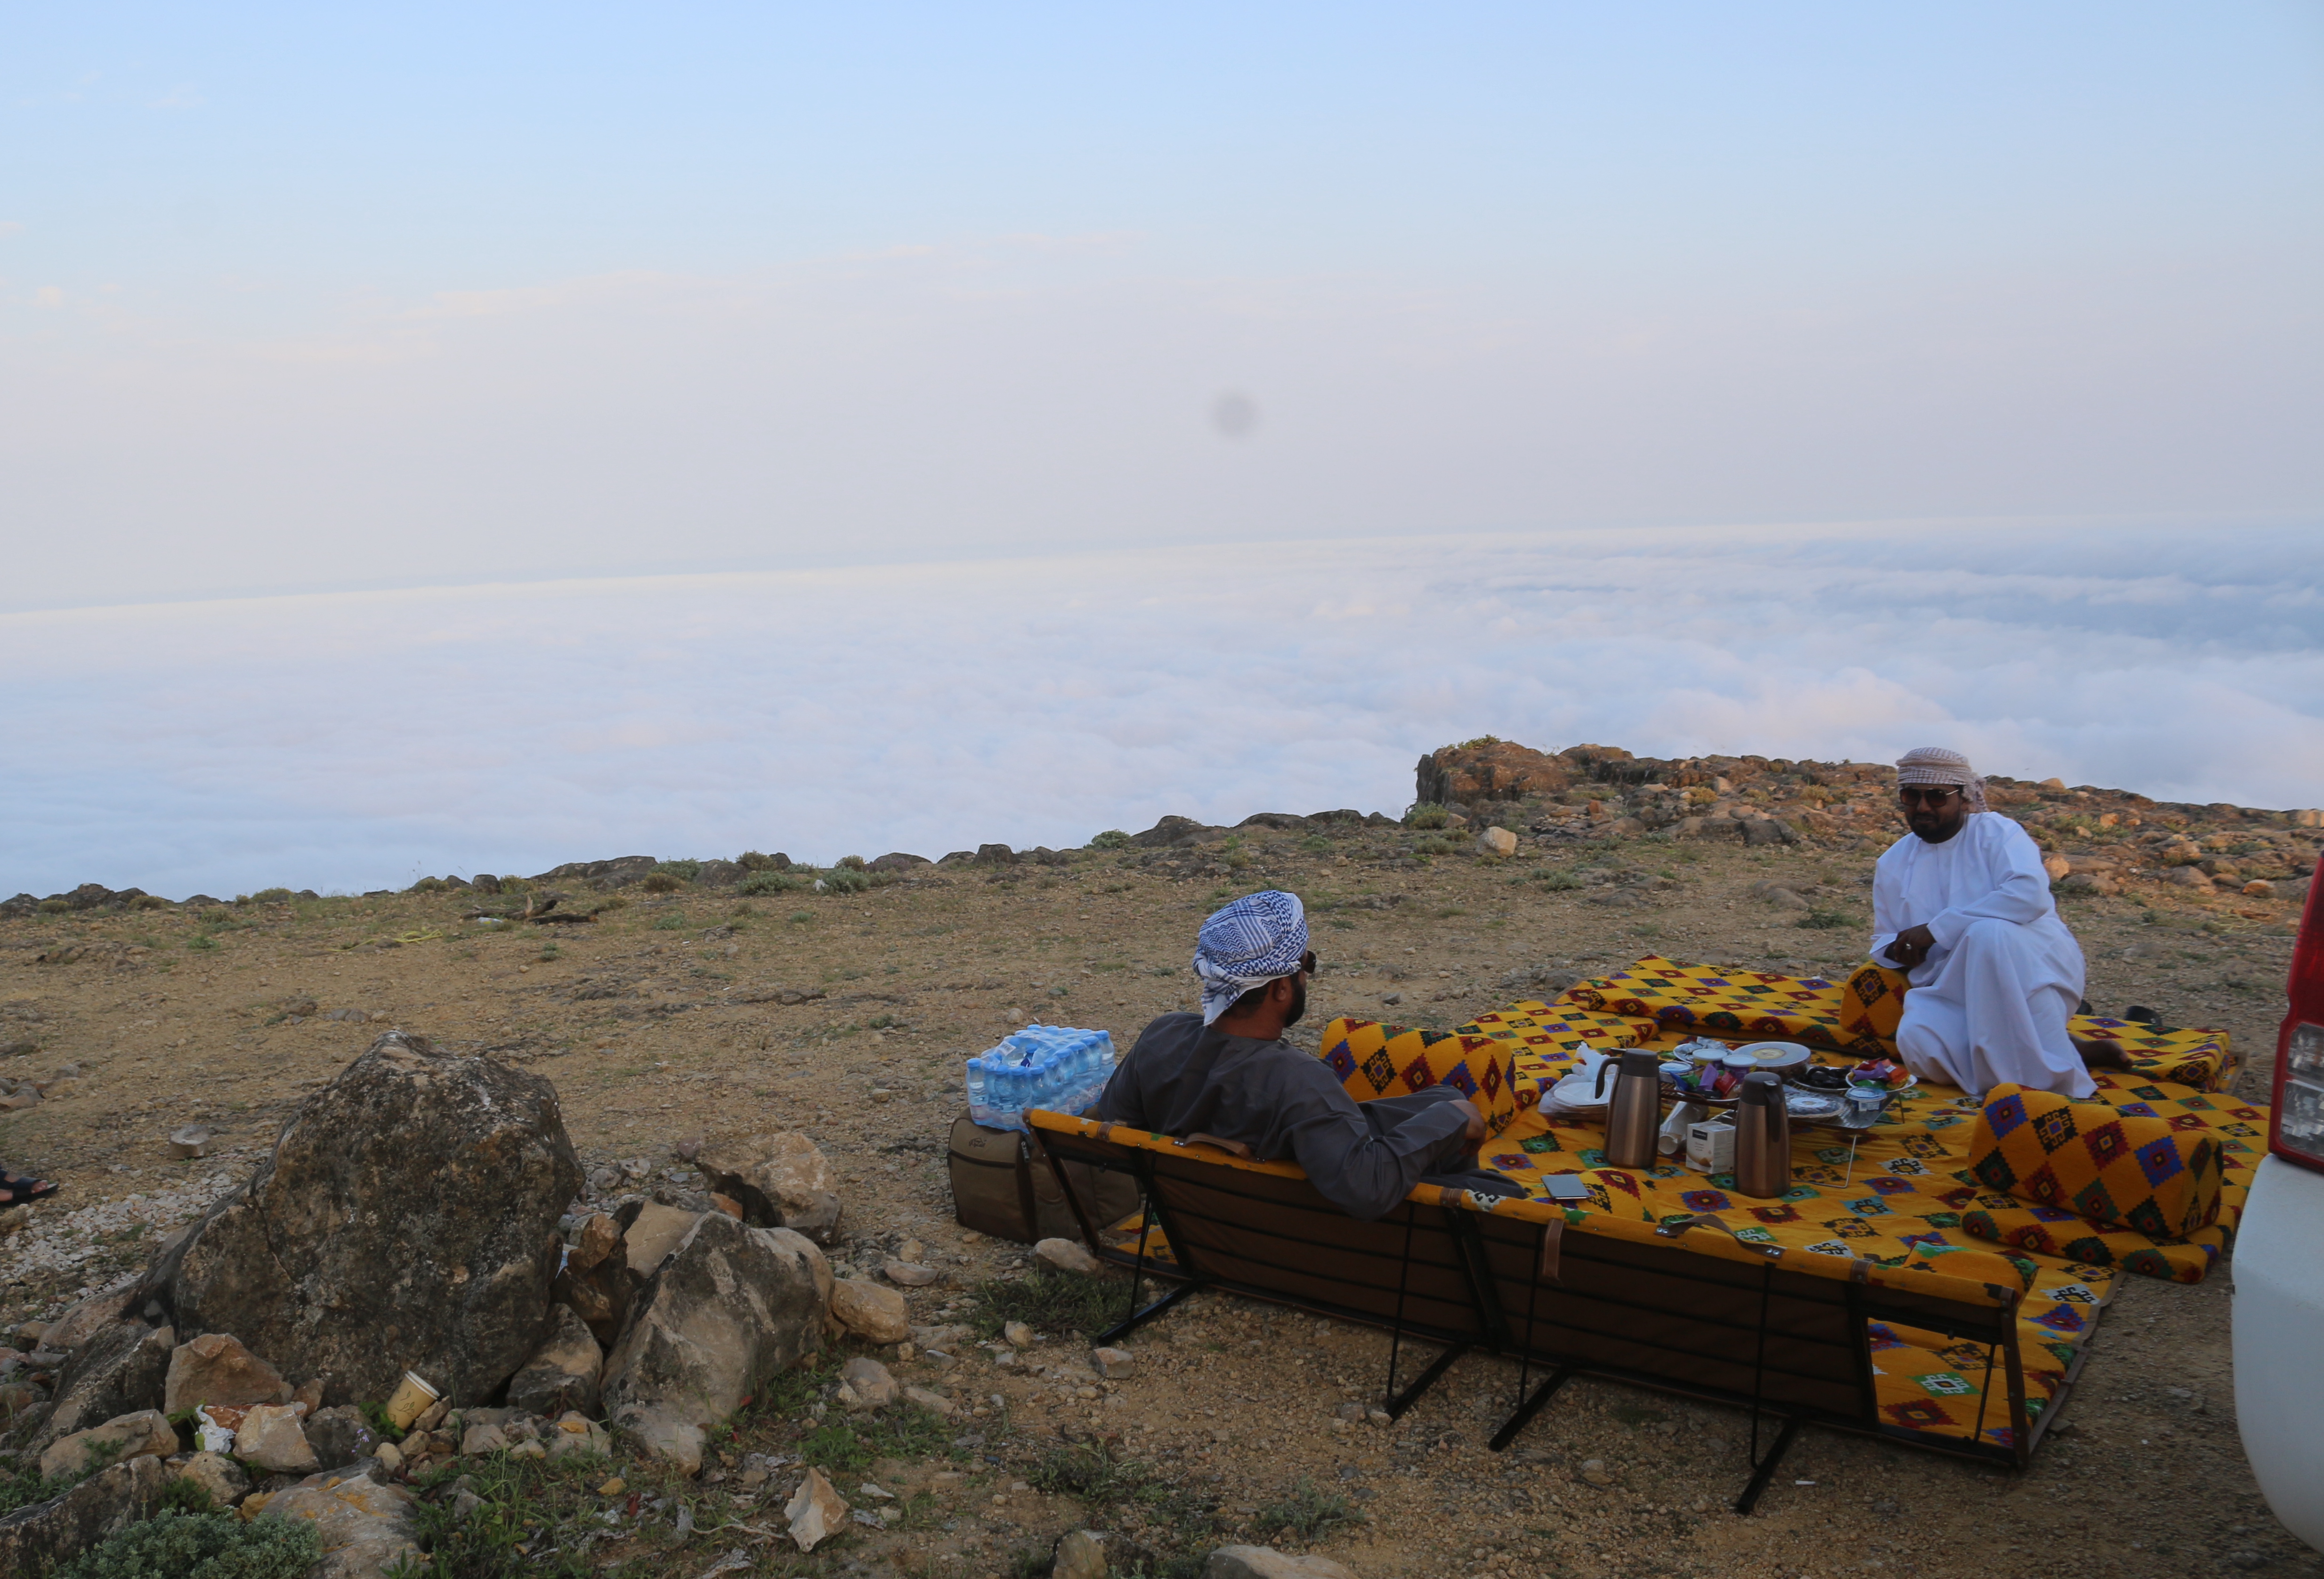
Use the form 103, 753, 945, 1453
2, 741, 2320, 1579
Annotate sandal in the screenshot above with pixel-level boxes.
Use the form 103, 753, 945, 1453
0, 1171, 60, 1207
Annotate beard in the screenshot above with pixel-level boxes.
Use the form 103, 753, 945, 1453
1281, 974, 1308, 1028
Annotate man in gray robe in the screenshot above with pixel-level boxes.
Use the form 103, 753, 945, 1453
1095, 889, 1518, 1220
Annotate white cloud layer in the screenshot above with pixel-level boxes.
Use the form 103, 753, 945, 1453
3, 521, 2318, 900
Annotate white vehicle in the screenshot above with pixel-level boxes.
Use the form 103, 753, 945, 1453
2233, 854, 2324, 1551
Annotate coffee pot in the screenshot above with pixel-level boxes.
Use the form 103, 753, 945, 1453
1592, 1049, 1664, 1170
1733, 1070, 1793, 1199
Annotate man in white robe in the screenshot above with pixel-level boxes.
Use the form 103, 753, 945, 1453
1870, 746, 2094, 1099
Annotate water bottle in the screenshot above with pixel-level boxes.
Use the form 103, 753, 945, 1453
965, 1057, 990, 1125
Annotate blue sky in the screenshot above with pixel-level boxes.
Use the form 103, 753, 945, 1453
3, 7, 2321, 891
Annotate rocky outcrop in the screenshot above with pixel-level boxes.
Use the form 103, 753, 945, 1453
162, 1032, 583, 1406
0, 1452, 170, 1576
1415, 739, 1573, 810
695, 1134, 842, 1242
600, 1213, 829, 1474
505, 1304, 602, 1419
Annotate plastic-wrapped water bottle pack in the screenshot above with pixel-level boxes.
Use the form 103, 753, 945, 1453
964, 1023, 1117, 1132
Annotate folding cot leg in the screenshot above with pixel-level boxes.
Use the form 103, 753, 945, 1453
1732, 1413, 1804, 1515
1384, 1342, 1468, 1421
1093, 1279, 1201, 1346
1489, 1360, 1578, 1452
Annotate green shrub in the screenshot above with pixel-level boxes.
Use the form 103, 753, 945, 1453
818, 867, 873, 895
250, 887, 294, 904
36, 898, 71, 915
1300, 834, 1333, 853
650, 910, 687, 931
968, 1266, 1125, 1340
1454, 734, 1504, 749
185, 934, 218, 952
640, 872, 684, 894
1404, 803, 1450, 830
1533, 868, 1581, 891
131, 894, 171, 911
653, 859, 704, 883
54, 1506, 320, 1579
737, 850, 786, 871
1088, 829, 1131, 850
409, 877, 445, 894
1798, 909, 1854, 930
1249, 1478, 1362, 1542
739, 871, 801, 895
835, 854, 868, 871
1410, 836, 1457, 858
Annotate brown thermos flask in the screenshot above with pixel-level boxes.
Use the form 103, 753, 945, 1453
1733, 1070, 1793, 1199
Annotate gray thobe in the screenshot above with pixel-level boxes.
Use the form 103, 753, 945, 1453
1093, 1012, 1478, 1221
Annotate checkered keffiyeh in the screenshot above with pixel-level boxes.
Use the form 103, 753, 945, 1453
1194, 890, 1308, 1025
1895, 745, 1990, 813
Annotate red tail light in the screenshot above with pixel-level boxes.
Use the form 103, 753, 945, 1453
2272, 855, 2324, 1173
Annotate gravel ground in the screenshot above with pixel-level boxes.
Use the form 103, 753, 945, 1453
0, 808, 2316, 1578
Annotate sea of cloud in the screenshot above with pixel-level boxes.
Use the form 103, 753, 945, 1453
3, 520, 2317, 900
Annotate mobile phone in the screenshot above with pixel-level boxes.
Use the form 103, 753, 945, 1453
1540, 1174, 1591, 1202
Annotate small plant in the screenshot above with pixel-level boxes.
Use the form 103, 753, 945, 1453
1249, 1477, 1362, 1543
1404, 802, 1450, 830
36, 898, 71, 915
131, 893, 170, 910
818, 866, 873, 895
409, 877, 445, 894
1411, 836, 1458, 858
739, 871, 801, 895
185, 934, 218, 952
1455, 734, 1504, 749
653, 859, 704, 882
1798, 909, 1854, 930
537, 939, 561, 961
968, 1266, 1124, 1340
250, 887, 294, 904
737, 850, 788, 871
52, 1506, 319, 1579
788, 909, 814, 923
640, 872, 683, 894
651, 910, 687, 931
836, 854, 869, 871
1300, 834, 1333, 853
1089, 829, 1131, 850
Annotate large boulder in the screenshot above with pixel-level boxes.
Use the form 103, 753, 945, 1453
600, 1213, 830, 1474
0, 1452, 170, 1576
30, 1321, 174, 1449
162, 1032, 584, 1406
696, 1134, 842, 1242
38, 1409, 179, 1479
505, 1304, 602, 1419
259, 1469, 422, 1579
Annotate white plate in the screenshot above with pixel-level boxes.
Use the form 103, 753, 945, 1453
1548, 1071, 1611, 1110
1736, 1041, 1811, 1069
1784, 1091, 1843, 1119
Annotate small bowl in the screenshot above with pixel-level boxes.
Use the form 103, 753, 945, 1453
1735, 1041, 1811, 1070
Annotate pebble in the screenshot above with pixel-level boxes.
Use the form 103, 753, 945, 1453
1003, 1321, 1035, 1348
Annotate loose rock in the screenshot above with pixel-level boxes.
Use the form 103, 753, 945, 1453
695, 1134, 844, 1242
1055, 1528, 1109, 1579
259, 1469, 423, 1579
1203, 1547, 1358, 1579
1092, 1346, 1133, 1378
600, 1213, 830, 1474
0, 1452, 170, 1578
882, 1258, 942, 1287
785, 1466, 849, 1552
1474, 827, 1518, 858
34, 1320, 175, 1448
163, 1332, 292, 1415
830, 1278, 911, 1344
903, 1385, 955, 1417
621, 1200, 704, 1276
39, 1408, 179, 1479
179, 1449, 252, 1506
505, 1303, 603, 1419
237, 1403, 322, 1474
840, 1356, 900, 1407
303, 1405, 383, 1471
1034, 1237, 1101, 1276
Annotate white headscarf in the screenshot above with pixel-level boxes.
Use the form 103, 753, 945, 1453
1895, 746, 1990, 813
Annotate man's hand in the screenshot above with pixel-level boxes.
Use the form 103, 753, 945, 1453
1451, 1099, 1487, 1144
1885, 923, 1937, 970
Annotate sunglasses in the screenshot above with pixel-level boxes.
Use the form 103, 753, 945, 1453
1897, 785, 1962, 806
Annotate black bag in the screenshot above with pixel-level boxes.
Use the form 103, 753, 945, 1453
947, 1112, 1142, 1244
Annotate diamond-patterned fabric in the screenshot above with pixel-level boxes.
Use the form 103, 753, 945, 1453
1318, 1020, 1522, 1138
1963, 1081, 2225, 1247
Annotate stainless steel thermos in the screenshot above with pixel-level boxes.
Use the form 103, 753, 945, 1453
1593, 1049, 1665, 1170
1733, 1069, 1793, 1199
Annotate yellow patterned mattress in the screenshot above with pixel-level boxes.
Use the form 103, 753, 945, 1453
1301, 955, 2264, 1452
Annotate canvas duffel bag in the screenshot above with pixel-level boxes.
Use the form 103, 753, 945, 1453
947, 1112, 1142, 1243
